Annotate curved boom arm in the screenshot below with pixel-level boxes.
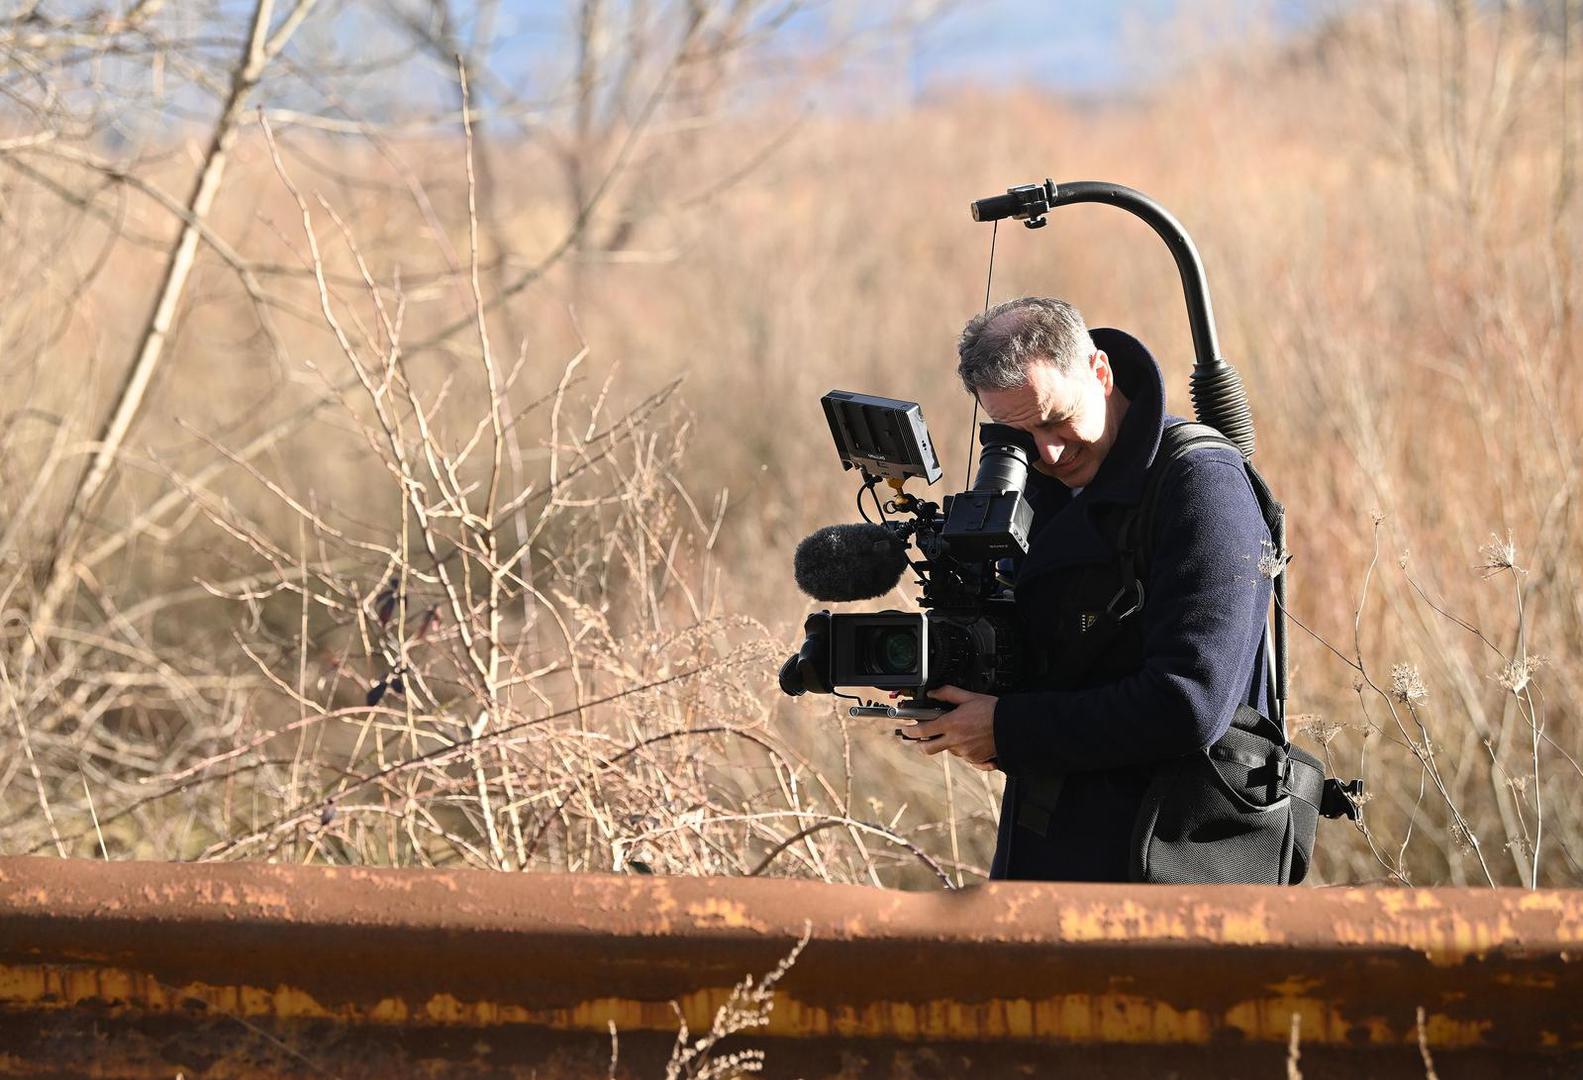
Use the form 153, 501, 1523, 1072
970, 179, 1255, 457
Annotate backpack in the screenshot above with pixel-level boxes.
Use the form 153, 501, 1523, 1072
1119, 422, 1363, 884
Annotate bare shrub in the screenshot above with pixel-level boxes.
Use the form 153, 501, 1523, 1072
0, 3, 975, 886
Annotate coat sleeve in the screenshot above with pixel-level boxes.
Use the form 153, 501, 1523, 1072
992, 453, 1272, 776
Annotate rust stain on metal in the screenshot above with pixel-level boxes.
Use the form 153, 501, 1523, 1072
0, 957, 1497, 1049
684, 896, 766, 931
1, 855, 1580, 1072
1050, 895, 1276, 944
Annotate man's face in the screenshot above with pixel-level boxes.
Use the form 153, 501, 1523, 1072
976, 351, 1122, 489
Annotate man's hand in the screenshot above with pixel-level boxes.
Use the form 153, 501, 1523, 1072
901, 685, 999, 771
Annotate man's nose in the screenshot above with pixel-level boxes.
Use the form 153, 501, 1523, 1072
1035, 437, 1065, 466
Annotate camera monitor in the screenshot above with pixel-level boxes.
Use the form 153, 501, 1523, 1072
821, 391, 943, 484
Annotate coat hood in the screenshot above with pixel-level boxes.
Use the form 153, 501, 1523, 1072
1016, 326, 1176, 582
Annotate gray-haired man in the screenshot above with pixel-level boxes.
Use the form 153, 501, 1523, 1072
904, 296, 1273, 881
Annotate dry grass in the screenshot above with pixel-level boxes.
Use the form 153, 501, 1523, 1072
1, 1, 1579, 888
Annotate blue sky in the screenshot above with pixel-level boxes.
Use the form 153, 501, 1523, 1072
487, 0, 1333, 94
915, 1, 1203, 90
920, 1, 1328, 88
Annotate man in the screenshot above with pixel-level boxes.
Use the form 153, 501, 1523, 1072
903, 296, 1272, 882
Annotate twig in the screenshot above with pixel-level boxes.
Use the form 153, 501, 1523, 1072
80, 770, 110, 859
1416, 1006, 1440, 1080
743, 815, 955, 889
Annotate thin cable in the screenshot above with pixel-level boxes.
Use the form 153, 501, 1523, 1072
867, 483, 889, 523
982, 219, 999, 312
963, 220, 998, 488
856, 477, 888, 524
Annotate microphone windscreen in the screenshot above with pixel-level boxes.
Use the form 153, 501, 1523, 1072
794, 523, 909, 602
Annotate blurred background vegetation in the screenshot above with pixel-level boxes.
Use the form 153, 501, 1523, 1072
1, 0, 1578, 889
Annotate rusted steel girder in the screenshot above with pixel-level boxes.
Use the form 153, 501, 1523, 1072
0, 856, 1578, 1077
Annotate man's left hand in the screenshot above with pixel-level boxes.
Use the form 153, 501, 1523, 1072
901, 685, 999, 771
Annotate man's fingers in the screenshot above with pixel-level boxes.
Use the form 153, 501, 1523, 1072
892, 696, 996, 767
900, 719, 963, 751
901, 718, 969, 745
899, 727, 954, 750
928, 684, 972, 704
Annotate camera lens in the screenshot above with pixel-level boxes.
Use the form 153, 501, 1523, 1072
973, 423, 1035, 494
861, 627, 920, 676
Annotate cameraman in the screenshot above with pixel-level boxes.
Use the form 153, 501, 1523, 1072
902, 296, 1273, 882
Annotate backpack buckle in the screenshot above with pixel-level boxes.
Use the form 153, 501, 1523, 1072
1105, 580, 1144, 620
1320, 778, 1365, 821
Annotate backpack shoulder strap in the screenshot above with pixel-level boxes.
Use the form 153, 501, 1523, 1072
1119, 421, 1292, 735
1119, 421, 1242, 567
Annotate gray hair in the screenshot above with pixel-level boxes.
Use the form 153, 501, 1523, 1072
956, 296, 1095, 393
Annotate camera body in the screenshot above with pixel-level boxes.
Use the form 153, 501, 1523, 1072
785, 601, 1024, 696
779, 391, 1039, 700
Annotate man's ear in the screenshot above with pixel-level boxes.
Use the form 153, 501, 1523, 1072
1093, 350, 1113, 392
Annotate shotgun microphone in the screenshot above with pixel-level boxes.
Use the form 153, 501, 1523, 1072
793, 523, 910, 602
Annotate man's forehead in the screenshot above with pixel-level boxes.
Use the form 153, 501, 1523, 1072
979, 373, 1066, 423
1026, 360, 1083, 406
987, 359, 1089, 414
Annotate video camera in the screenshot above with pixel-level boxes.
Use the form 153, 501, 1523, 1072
777, 390, 1042, 716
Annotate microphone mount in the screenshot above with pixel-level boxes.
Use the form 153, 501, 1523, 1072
969, 182, 1054, 229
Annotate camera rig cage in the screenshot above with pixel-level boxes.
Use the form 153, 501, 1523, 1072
782, 401, 1036, 714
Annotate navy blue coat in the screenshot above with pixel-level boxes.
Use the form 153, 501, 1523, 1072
989, 328, 1272, 882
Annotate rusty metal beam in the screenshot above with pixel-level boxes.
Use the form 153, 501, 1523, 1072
0, 856, 1579, 1077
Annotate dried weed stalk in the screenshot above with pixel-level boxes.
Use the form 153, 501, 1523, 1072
663, 923, 812, 1080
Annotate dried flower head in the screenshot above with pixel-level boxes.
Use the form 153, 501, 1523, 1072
1449, 821, 1479, 854
1496, 654, 1544, 694
1476, 532, 1520, 578
1258, 539, 1290, 579
1389, 663, 1429, 706
1291, 713, 1344, 747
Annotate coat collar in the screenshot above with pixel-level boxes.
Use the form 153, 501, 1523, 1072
1071, 326, 1167, 505
1015, 327, 1171, 581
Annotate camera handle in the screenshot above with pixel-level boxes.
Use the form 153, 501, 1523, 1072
888, 704, 948, 720
848, 703, 947, 742
846, 704, 949, 721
